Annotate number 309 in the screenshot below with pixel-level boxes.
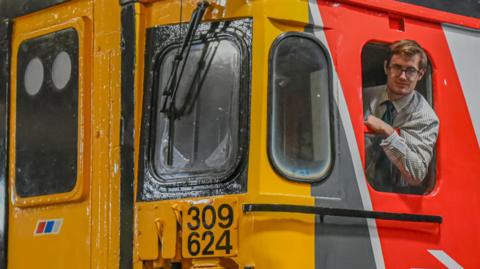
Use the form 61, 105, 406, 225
186, 204, 234, 256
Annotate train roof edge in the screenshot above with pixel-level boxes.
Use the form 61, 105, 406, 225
0, 0, 478, 31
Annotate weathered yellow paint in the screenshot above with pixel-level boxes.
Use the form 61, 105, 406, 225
132, 1, 315, 268
6, 0, 317, 268
7, 0, 122, 268
137, 203, 178, 260
90, 0, 122, 268
11, 15, 91, 208
8, 2, 93, 268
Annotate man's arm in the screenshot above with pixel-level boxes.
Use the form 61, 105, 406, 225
365, 114, 439, 185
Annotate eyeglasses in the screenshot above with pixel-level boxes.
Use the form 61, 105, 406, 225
388, 64, 421, 79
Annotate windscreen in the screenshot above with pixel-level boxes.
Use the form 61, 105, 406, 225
154, 39, 241, 181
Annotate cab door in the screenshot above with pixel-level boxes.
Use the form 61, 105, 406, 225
7, 1, 93, 268
122, 2, 253, 268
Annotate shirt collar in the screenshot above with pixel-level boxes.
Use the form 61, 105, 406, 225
379, 88, 415, 112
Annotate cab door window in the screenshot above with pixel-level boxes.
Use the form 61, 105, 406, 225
15, 28, 78, 197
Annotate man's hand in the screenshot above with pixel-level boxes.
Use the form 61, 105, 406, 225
364, 115, 395, 137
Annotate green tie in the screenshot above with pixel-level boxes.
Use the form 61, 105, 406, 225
373, 100, 396, 191
382, 100, 395, 125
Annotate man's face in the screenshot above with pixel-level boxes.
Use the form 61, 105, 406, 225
385, 54, 424, 98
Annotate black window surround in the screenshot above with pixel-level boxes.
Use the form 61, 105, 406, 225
137, 18, 252, 201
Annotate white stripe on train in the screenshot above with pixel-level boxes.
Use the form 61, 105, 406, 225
428, 250, 463, 269
443, 24, 480, 145
307, 1, 386, 268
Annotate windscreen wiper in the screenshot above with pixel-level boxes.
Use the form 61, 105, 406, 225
160, 0, 210, 165
176, 37, 219, 117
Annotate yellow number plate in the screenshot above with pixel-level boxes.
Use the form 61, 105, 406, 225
182, 198, 238, 258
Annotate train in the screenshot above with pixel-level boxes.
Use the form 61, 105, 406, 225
0, 0, 479, 268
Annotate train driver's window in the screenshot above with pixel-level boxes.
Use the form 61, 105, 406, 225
15, 28, 79, 197
268, 33, 333, 182
362, 42, 435, 194
152, 38, 245, 182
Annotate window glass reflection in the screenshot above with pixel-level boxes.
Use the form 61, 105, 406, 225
154, 39, 241, 180
270, 36, 332, 181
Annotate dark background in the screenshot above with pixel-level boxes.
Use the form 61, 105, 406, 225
398, 0, 480, 19
0, 0, 69, 19
0, 0, 479, 19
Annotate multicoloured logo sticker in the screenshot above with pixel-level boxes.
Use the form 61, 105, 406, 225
34, 219, 63, 236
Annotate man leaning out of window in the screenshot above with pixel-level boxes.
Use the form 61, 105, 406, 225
364, 40, 439, 192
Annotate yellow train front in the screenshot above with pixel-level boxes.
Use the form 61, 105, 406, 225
132, 1, 320, 268
0, 0, 331, 267
2, 0, 480, 268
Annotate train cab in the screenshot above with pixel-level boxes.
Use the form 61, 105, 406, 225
0, 0, 479, 268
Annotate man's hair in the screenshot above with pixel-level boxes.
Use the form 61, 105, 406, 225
386, 40, 428, 70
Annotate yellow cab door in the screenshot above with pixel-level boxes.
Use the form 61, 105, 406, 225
128, 0, 318, 268
6, 0, 94, 268
127, 1, 254, 268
